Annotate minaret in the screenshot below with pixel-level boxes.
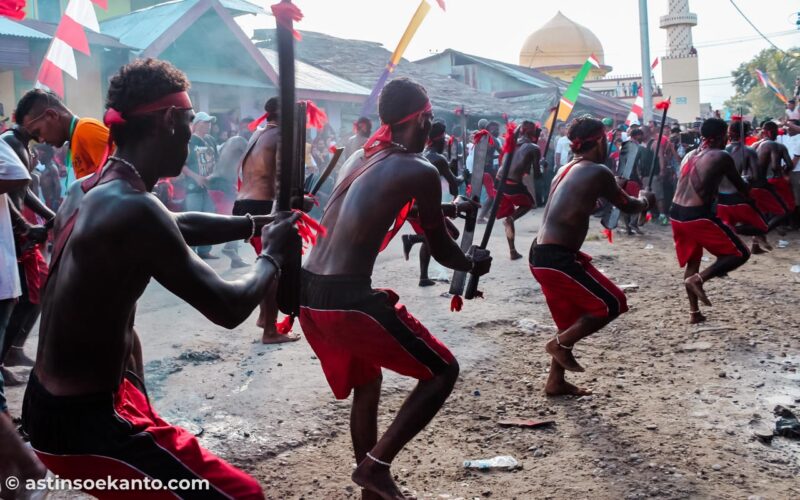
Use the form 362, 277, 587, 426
659, 0, 700, 124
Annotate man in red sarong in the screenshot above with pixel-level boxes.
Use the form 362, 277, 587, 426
530, 116, 650, 397
299, 77, 491, 499
670, 118, 751, 325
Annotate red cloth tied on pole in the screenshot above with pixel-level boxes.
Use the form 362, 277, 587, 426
271, 1, 303, 41
304, 100, 327, 129
655, 99, 671, 111
248, 113, 269, 132
497, 121, 517, 165
294, 209, 327, 254
363, 100, 432, 156
472, 129, 494, 147
328, 144, 337, 154
0, 0, 26, 20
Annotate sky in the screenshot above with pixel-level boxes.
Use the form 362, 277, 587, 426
238, 0, 800, 109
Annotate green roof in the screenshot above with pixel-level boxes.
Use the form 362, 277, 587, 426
0, 17, 50, 40
100, 0, 198, 51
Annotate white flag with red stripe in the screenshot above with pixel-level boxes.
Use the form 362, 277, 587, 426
35, 0, 106, 96
625, 87, 644, 126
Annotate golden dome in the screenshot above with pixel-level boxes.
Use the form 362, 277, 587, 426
519, 11, 607, 71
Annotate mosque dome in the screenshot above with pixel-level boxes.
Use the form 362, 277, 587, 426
519, 11, 611, 78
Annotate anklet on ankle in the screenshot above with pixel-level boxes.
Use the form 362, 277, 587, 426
555, 333, 573, 351
366, 452, 391, 467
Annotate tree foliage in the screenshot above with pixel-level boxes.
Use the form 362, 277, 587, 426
726, 47, 799, 120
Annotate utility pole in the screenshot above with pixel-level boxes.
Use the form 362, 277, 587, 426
639, 0, 654, 124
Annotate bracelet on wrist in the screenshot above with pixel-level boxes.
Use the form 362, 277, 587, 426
244, 213, 256, 242
257, 252, 282, 278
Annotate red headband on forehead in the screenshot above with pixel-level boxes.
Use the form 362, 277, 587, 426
363, 100, 432, 156
570, 132, 605, 152
104, 91, 193, 127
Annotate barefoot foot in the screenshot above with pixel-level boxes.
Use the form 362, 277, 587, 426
352, 459, 412, 500
689, 311, 707, 324
261, 332, 301, 345
545, 339, 585, 372
751, 243, 766, 254
509, 250, 523, 260
545, 379, 593, 397
684, 274, 711, 306
418, 279, 435, 287
0, 366, 26, 386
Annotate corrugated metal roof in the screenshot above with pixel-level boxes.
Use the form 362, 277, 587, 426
0, 17, 50, 40
183, 67, 269, 88
260, 48, 370, 96
220, 0, 265, 15
100, 0, 198, 50
21, 19, 130, 48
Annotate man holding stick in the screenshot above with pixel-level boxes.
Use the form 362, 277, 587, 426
530, 116, 651, 396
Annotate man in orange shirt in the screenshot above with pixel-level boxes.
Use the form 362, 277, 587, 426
15, 89, 109, 183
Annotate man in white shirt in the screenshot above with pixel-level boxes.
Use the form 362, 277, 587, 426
785, 99, 800, 121
0, 139, 30, 414
785, 121, 800, 227
555, 124, 572, 168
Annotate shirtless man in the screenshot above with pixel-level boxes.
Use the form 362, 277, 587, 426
402, 121, 462, 286
718, 119, 771, 253
745, 122, 793, 232
670, 118, 751, 324
530, 116, 650, 397
22, 59, 300, 498
496, 120, 539, 260
235, 97, 299, 344
299, 78, 491, 499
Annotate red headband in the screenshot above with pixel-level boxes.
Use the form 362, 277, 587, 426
570, 132, 605, 152
248, 100, 328, 132
104, 91, 193, 127
363, 100, 432, 156
426, 132, 445, 147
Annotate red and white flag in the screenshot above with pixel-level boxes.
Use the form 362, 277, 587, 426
35, 0, 106, 96
625, 87, 644, 126
651, 57, 659, 69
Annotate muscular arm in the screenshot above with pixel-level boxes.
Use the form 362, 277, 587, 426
174, 212, 258, 246
143, 198, 281, 329
431, 156, 459, 197
779, 145, 793, 174
599, 166, 647, 214
415, 166, 471, 272
722, 154, 748, 195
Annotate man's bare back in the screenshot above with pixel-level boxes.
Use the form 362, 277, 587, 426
673, 148, 742, 208
306, 149, 456, 276
538, 160, 642, 251
237, 125, 278, 202
756, 140, 793, 182
502, 141, 540, 183
722, 142, 756, 192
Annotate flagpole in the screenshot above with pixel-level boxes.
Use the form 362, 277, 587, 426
638, 0, 653, 124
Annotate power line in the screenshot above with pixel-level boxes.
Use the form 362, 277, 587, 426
728, 0, 796, 58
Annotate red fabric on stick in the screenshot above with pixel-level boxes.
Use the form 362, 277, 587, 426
271, 1, 303, 41
0, 0, 25, 20
655, 99, 671, 110
472, 129, 494, 147
275, 315, 294, 334
304, 100, 327, 129
450, 294, 463, 312
56, 14, 90, 55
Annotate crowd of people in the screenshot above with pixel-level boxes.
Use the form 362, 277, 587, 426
0, 55, 799, 499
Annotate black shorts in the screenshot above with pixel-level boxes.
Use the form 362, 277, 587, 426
232, 199, 273, 216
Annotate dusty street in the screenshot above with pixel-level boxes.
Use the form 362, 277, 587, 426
5, 211, 800, 499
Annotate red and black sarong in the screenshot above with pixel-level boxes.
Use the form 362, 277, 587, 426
715, 192, 768, 235
495, 180, 534, 219
529, 243, 628, 331
22, 373, 263, 499
670, 203, 750, 267
299, 270, 455, 399
767, 177, 795, 211
749, 184, 789, 217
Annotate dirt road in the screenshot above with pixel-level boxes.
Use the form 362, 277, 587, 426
6, 212, 799, 499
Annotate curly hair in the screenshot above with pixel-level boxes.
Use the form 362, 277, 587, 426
264, 97, 279, 122
567, 115, 604, 153
378, 77, 428, 126
106, 58, 190, 147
